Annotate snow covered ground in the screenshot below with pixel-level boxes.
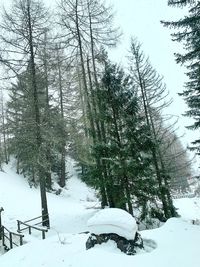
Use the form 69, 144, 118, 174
0, 159, 200, 267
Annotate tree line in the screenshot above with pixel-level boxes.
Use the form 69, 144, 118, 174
0, 0, 194, 226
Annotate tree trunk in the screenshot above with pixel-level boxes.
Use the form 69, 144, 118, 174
27, 1, 49, 227
56, 46, 66, 188
75, 0, 108, 207
134, 59, 171, 218
1, 98, 8, 164
43, 33, 52, 190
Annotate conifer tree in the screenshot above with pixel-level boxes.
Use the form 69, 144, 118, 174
57, 0, 121, 207
162, 0, 200, 165
128, 38, 177, 219
7, 70, 46, 182
0, 0, 51, 227
82, 57, 159, 217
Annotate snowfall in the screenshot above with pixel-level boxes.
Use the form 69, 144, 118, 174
0, 158, 200, 267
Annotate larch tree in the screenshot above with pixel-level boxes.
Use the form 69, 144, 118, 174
0, 0, 51, 227
128, 38, 177, 219
37, 33, 69, 190
50, 44, 74, 189
57, 0, 121, 207
159, 127, 191, 193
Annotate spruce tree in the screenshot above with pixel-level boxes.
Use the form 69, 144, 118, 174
162, 0, 200, 164
84, 58, 158, 217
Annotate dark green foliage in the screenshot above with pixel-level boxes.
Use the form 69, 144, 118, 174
168, 0, 194, 7
82, 59, 158, 218
6, 67, 67, 188
7, 71, 42, 181
162, 1, 200, 160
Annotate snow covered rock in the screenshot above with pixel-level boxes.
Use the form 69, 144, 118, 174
86, 232, 143, 255
87, 208, 138, 240
86, 208, 143, 255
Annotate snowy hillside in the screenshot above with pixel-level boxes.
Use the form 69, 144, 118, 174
0, 159, 200, 267
0, 159, 97, 235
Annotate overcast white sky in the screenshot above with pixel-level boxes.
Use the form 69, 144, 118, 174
0, 0, 199, 169
109, 0, 187, 116
108, 0, 199, 169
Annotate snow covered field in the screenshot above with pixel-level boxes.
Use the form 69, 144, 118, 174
0, 159, 200, 267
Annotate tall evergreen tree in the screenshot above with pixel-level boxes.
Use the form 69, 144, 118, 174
162, 0, 200, 165
82, 58, 160, 218
6, 67, 64, 187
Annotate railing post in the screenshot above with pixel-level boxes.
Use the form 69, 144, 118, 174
42, 230, 45, 240
17, 220, 20, 233
2, 226, 5, 246
0, 207, 4, 240
20, 235, 23, 246
28, 226, 31, 235
9, 232, 13, 249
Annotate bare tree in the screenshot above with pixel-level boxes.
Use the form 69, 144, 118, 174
128, 38, 177, 219
57, 0, 121, 207
0, 0, 50, 227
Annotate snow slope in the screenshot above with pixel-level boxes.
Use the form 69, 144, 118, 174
174, 197, 200, 222
0, 159, 200, 267
0, 159, 97, 234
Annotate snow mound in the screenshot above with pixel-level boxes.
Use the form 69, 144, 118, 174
87, 208, 137, 240
174, 197, 200, 222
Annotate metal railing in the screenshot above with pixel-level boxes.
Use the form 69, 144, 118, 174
17, 214, 49, 240
1, 225, 24, 250
0, 207, 4, 241
0, 207, 24, 250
